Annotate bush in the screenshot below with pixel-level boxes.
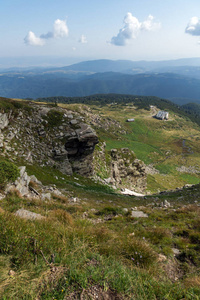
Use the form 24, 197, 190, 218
0, 160, 19, 188
44, 110, 64, 127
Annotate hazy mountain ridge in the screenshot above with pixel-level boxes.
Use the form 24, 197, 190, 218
1, 71, 200, 104
1, 58, 200, 104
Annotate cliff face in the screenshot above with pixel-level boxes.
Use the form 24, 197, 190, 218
93, 143, 147, 193
110, 148, 147, 192
0, 103, 98, 176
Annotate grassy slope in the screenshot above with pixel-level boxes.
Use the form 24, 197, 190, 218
1, 164, 200, 299
0, 98, 200, 298
81, 102, 200, 193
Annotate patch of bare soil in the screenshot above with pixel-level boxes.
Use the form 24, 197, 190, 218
162, 258, 184, 282
65, 285, 124, 300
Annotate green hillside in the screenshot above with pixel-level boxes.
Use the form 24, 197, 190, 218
2, 71, 200, 104
37, 93, 200, 126
58, 98, 200, 193
0, 97, 200, 299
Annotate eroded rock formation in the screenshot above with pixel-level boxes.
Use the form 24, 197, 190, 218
93, 144, 147, 192
0, 104, 98, 176
110, 148, 147, 192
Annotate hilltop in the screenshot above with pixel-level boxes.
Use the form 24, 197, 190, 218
0, 97, 200, 299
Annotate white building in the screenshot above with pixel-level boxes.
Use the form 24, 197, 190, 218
155, 111, 169, 120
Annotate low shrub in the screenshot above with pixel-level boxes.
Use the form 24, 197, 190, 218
44, 110, 64, 127
120, 237, 157, 267
96, 206, 124, 216
0, 160, 19, 188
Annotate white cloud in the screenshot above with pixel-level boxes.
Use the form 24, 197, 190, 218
185, 17, 200, 36
111, 12, 160, 46
79, 34, 87, 44
24, 31, 45, 46
24, 19, 69, 46
53, 19, 69, 38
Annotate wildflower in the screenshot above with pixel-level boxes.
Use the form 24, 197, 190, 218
131, 257, 135, 261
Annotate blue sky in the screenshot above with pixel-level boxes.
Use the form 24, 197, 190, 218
1, 0, 200, 67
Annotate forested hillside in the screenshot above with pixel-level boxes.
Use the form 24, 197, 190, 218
1, 71, 200, 104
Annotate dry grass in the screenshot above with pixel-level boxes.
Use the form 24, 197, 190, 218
48, 209, 74, 226
35, 266, 68, 299
52, 193, 69, 204
184, 276, 200, 288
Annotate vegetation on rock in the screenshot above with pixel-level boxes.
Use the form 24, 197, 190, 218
0, 160, 19, 188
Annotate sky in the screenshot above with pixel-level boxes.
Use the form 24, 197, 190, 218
1, 0, 200, 67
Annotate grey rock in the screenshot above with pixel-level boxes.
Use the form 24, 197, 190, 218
14, 166, 31, 196
161, 200, 171, 208
15, 209, 45, 220
131, 211, 148, 218
0, 113, 9, 130
70, 119, 78, 125
30, 175, 42, 185
172, 248, 181, 256
41, 193, 51, 201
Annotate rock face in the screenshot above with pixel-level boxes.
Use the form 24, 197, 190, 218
1, 105, 98, 177
110, 148, 147, 192
65, 123, 99, 175
6, 166, 31, 196
93, 145, 147, 193
6, 166, 41, 198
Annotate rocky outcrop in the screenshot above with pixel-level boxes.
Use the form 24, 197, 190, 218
0, 113, 9, 130
0, 102, 146, 192
65, 123, 98, 175
5, 166, 41, 197
93, 145, 147, 193
110, 148, 147, 192
1, 104, 98, 177
176, 166, 200, 174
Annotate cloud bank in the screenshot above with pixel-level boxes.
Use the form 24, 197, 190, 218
111, 13, 160, 46
24, 19, 69, 46
185, 17, 200, 36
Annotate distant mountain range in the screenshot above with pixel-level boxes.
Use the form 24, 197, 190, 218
1, 58, 200, 104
